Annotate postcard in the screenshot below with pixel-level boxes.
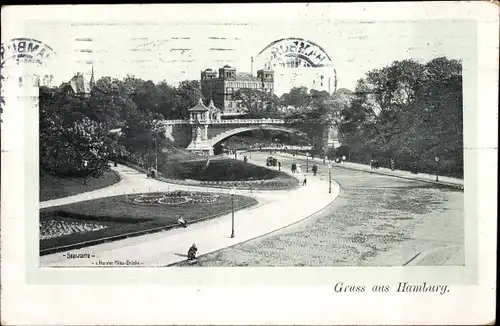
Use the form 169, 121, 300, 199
1, 2, 497, 325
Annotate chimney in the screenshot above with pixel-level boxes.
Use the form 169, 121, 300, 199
251, 56, 254, 76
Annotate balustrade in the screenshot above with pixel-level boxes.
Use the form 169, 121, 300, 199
158, 118, 286, 125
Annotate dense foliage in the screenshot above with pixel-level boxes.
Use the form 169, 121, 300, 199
279, 57, 463, 177
39, 76, 202, 177
341, 57, 463, 177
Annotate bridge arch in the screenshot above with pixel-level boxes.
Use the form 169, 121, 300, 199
209, 125, 311, 148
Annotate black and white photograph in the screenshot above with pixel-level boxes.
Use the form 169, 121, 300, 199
30, 11, 468, 268
1, 3, 497, 325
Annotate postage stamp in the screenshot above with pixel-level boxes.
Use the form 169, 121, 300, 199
1, 3, 497, 325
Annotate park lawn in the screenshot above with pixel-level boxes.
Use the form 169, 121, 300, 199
167, 159, 283, 181
160, 158, 299, 190
40, 168, 121, 201
40, 191, 258, 254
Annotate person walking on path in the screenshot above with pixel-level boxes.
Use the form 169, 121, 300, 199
312, 164, 318, 176
302, 174, 307, 186
278, 161, 281, 171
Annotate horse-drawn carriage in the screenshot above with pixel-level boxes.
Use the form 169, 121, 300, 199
266, 156, 278, 167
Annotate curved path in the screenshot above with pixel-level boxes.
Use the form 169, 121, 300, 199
40, 155, 341, 267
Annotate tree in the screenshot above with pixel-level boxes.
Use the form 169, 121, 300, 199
233, 88, 282, 118
119, 116, 169, 168
40, 116, 111, 177
283, 88, 338, 154
89, 76, 139, 127
339, 57, 463, 176
174, 80, 204, 119
280, 86, 310, 110
155, 81, 176, 119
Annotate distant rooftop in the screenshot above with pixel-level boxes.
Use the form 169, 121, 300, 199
59, 72, 91, 94
235, 72, 260, 81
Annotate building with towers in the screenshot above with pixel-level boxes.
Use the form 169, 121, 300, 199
200, 65, 274, 116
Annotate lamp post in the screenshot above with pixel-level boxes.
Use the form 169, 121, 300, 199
230, 188, 235, 238
306, 152, 309, 173
328, 161, 332, 194
154, 136, 158, 175
83, 160, 88, 185
435, 156, 440, 182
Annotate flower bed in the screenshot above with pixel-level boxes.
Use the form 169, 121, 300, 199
132, 191, 220, 205
40, 215, 109, 240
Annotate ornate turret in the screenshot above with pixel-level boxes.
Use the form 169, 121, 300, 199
188, 98, 209, 122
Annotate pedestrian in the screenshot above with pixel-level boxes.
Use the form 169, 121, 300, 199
278, 161, 281, 171
302, 174, 307, 186
312, 164, 318, 176
188, 243, 198, 260
178, 216, 187, 228
412, 162, 418, 174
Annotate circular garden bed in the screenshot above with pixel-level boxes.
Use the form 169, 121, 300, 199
132, 191, 220, 205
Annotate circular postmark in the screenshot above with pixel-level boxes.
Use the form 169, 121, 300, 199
1, 38, 57, 67
1, 38, 58, 89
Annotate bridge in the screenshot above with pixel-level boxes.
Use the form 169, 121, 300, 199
156, 99, 340, 156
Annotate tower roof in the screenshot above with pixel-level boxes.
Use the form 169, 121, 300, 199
188, 98, 208, 112
60, 73, 91, 94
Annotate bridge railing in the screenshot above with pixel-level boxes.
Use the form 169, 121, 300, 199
157, 119, 188, 125
210, 119, 285, 124
157, 118, 286, 125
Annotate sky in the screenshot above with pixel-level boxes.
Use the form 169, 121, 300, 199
15, 5, 475, 96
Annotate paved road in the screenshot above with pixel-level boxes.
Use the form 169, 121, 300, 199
269, 151, 463, 187
182, 152, 464, 267
40, 155, 340, 267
